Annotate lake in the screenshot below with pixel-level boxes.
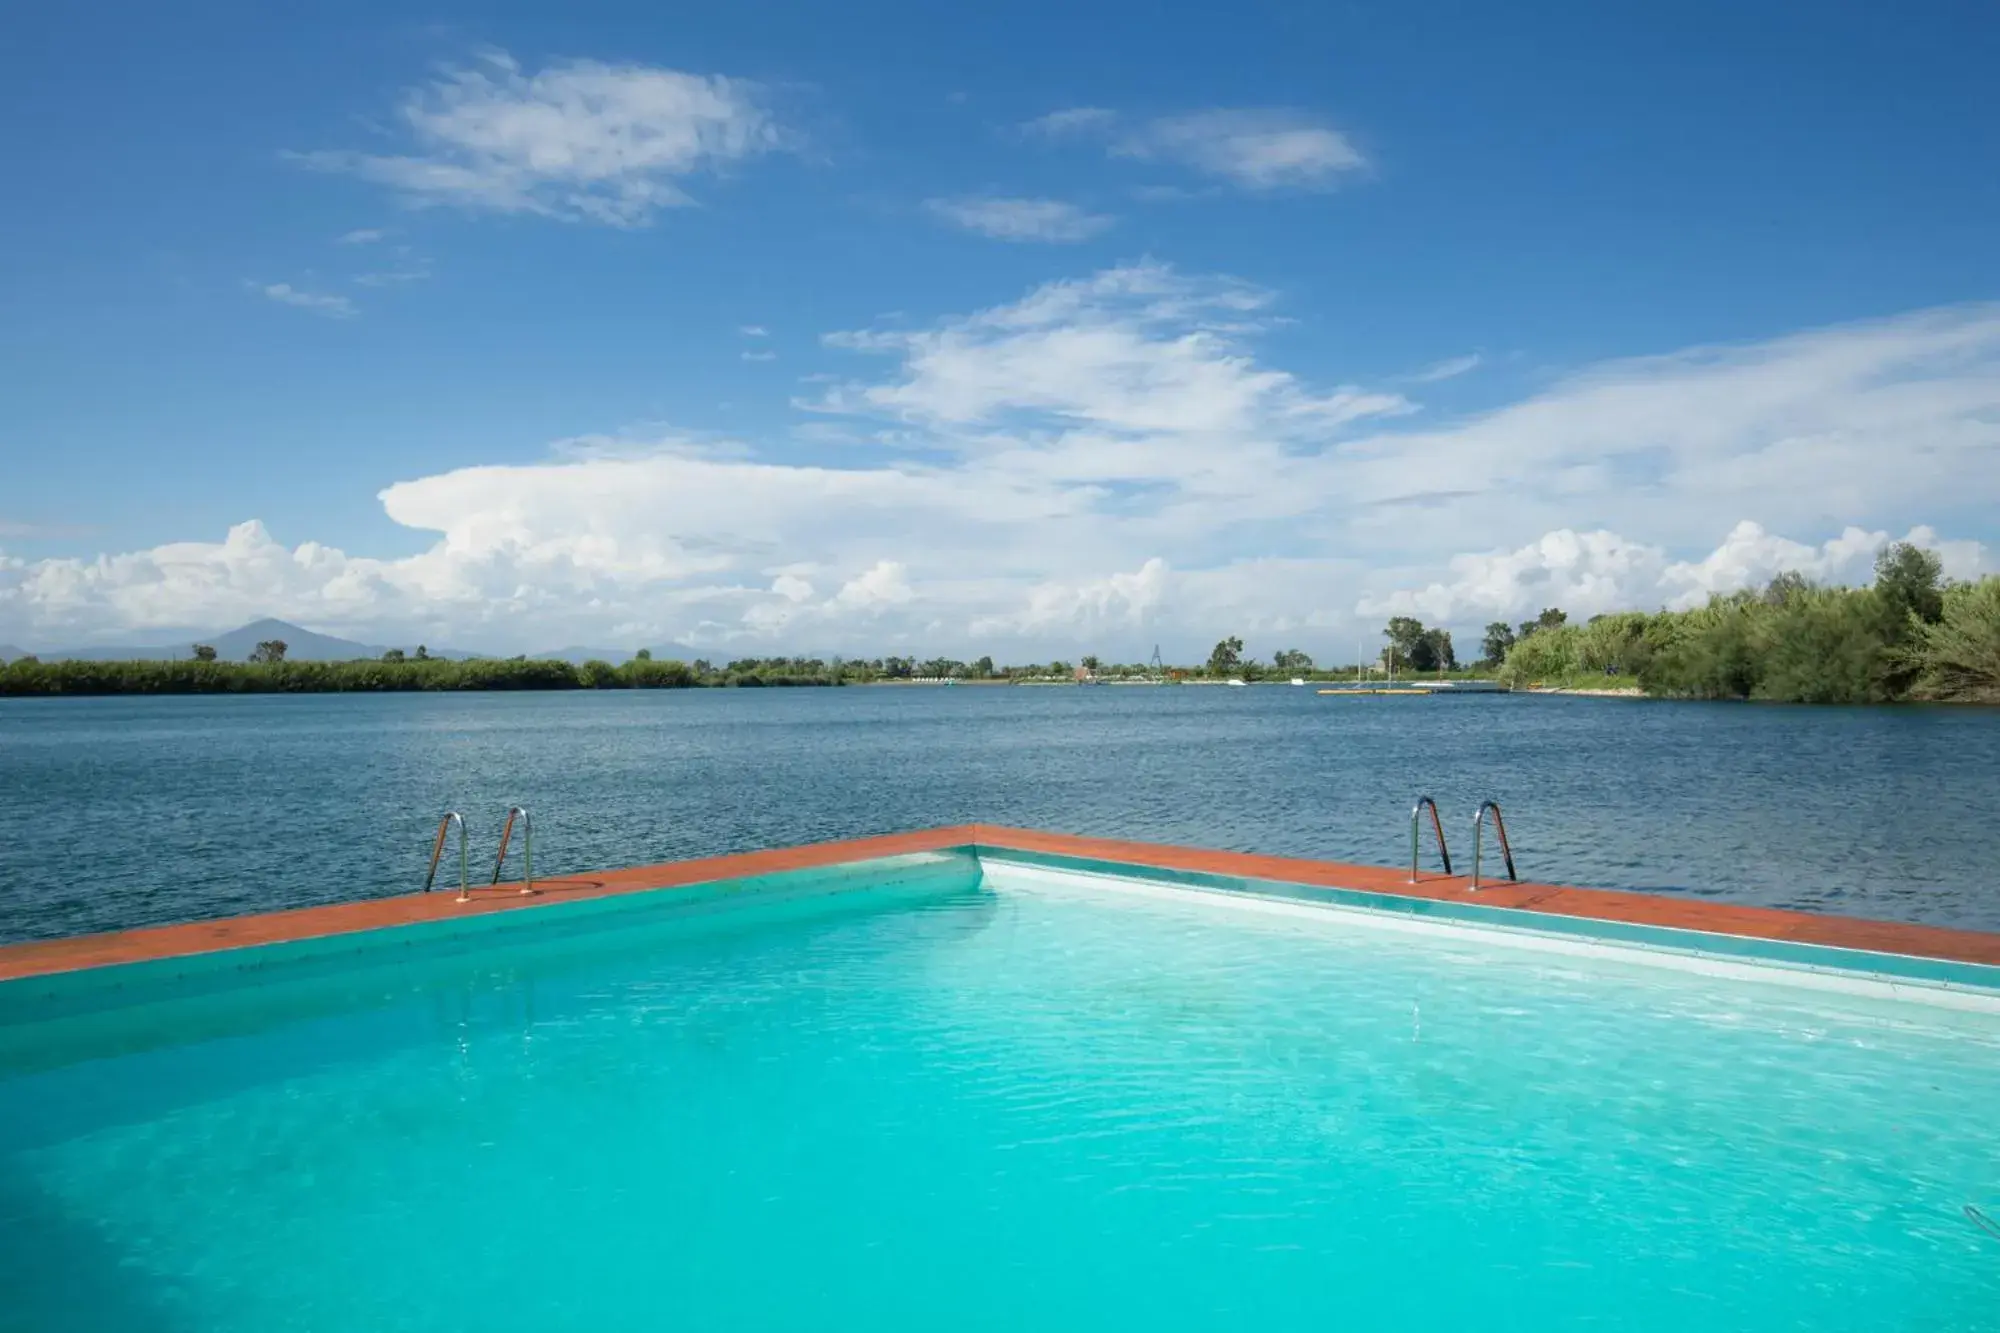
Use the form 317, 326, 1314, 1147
1, 687, 1996, 945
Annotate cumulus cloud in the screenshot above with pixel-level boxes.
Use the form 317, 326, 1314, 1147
336, 227, 390, 245
254, 283, 356, 318
924, 195, 1114, 242
971, 558, 1170, 635
1026, 106, 1367, 190
6, 267, 1997, 655
1360, 522, 1992, 625
292, 51, 786, 226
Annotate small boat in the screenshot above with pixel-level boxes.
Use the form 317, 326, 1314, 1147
1290, 678, 1305, 687
1226, 678, 1247, 687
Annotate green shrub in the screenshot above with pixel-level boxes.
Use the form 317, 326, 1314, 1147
1496, 624, 1581, 685
1904, 577, 2000, 703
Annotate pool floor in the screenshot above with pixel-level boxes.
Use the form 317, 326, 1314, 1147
1, 860, 1996, 1331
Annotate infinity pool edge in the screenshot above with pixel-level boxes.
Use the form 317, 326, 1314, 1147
5, 823, 1997, 987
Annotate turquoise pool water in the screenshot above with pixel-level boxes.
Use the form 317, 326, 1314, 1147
2, 855, 1996, 1331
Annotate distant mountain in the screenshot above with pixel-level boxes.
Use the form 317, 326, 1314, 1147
0, 644, 27, 663
204, 619, 484, 662
29, 618, 487, 663
204, 619, 379, 662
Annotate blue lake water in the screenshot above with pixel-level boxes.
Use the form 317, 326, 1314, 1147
2, 687, 1999, 944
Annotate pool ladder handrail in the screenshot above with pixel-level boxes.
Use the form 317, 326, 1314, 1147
1470, 800, 1517, 890
422, 811, 470, 901
1409, 795, 1452, 882
490, 805, 537, 896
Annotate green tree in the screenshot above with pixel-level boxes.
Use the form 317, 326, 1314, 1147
1498, 623, 1584, 686
191, 643, 218, 662
1517, 608, 1568, 641
1080, 655, 1101, 673
1480, 622, 1515, 667
1576, 612, 1653, 677
1207, 637, 1243, 675
972, 655, 994, 678
1272, 648, 1313, 672
1639, 598, 1760, 698
1902, 576, 2000, 702
577, 658, 621, 688
1752, 586, 1895, 703
633, 648, 653, 662
623, 656, 696, 688
381, 648, 406, 663
1762, 570, 1812, 607
1383, 618, 1451, 671
415, 644, 430, 661
1875, 542, 1945, 625
248, 639, 287, 664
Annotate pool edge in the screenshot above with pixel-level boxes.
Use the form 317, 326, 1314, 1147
5, 822, 1998, 983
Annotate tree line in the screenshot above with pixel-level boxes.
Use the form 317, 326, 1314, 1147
1486, 543, 2000, 703
0, 651, 853, 696
8, 544, 1992, 701
0, 641, 1348, 694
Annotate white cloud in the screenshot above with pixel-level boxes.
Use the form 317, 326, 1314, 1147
970, 558, 1169, 635
740, 325, 768, 337
1025, 107, 1367, 191
292, 50, 785, 227
7, 267, 1997, 656
831, 560, 913, 610
741, 350, 777, 362
1360, 521, 1992, 626
924, 195, 1114, 242
1328, 301, 2000, 557
254, 283, 356, 318
815, 261, 1409, 438
1409, 353, 1481, 383
1021, 107, 1119, 137
1659, 521, 1987, 606
336, 227, 390, 245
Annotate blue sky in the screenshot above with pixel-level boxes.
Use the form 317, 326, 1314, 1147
2, 1, 1996, 655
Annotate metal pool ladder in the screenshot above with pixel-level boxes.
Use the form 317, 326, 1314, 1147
1409, 795, 1452, 882
422, 811, 471, 902
491, 805, 537, 896
1470, 800, 1517, 890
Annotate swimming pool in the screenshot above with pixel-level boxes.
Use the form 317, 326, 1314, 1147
2, 835, 1996, 1330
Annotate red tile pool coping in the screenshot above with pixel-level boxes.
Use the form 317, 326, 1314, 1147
4, 823, 1999, 983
